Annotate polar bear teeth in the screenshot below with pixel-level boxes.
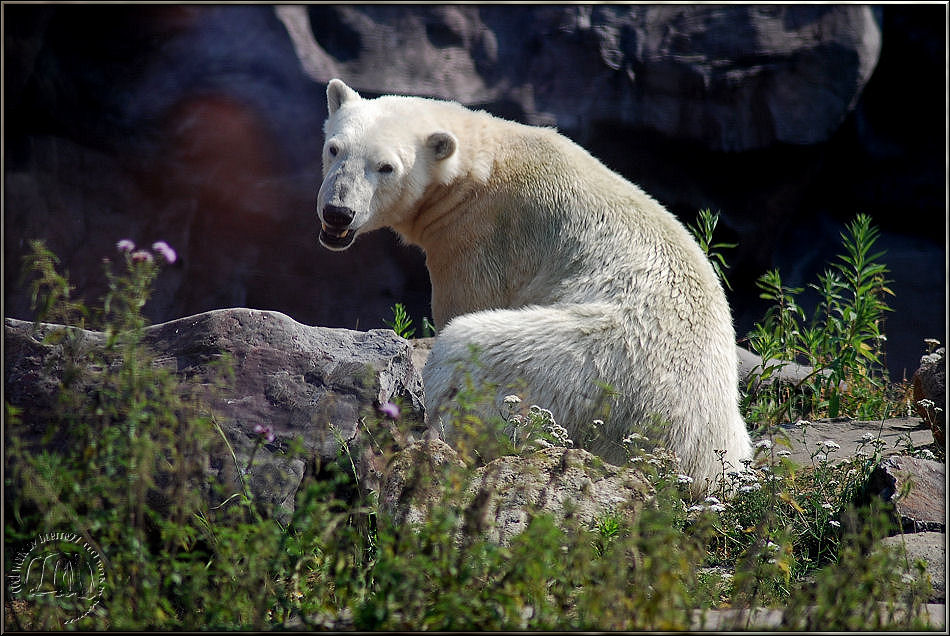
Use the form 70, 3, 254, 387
321, 222, 349, 238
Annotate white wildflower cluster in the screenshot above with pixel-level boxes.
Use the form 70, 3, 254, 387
503, 394, 522, 407
622, 431, 648, 447
714, 462, 763, 495
920, 337, 944, 362
626, 444, 686, 489
522, 404, 574, 449
916, 398, 944, 416
855, 431, 886, 457
808, 438, 842, 465
546, 421, 574, 447
687, 495, 729, 516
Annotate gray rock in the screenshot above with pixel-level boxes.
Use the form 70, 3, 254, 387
879, 532, 946, 603
380, 439, 653, 546
692, 604, 945, 631
867, 455, 945, 533
4, 308, 426, 521
279, 4, 880, 151
757, 417, 935, 469
913, 348, 945, 446
736, 345, 828, 391
409, 337, 436, 374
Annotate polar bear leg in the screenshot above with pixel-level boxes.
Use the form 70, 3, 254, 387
422, 303, 633, 460
422, 303, 752, 494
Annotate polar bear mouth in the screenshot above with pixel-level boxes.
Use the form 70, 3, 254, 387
319, 222, 357, 251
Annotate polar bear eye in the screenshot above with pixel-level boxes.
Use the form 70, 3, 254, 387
327, 143, 339, 157
378, 163, 394, 174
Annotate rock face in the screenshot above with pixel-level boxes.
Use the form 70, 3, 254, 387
380, 440, 653, 546
878, 532, 946, 604
282, 5, 881, 151
867, 455, 945, 533
4, 308, 425, 521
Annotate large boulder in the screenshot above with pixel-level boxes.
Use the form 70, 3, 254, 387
380, 439, 653, 546
282, 4, 880, 151
878, 532, 946, 603
867, 455, 945, 533
4, 308, 425, 521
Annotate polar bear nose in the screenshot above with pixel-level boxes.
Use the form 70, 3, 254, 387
321, 204, 355, 228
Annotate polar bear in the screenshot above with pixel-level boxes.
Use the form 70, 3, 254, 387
316, 79, 752, 493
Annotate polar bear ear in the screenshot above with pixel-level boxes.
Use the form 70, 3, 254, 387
327, 79, 361, 114
426, 132, 457, 161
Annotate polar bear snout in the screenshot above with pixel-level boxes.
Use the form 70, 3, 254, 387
318, 203, 357, 251
322, 203, 354, 228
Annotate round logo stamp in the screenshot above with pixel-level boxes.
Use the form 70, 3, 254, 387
8, 532, 105, 625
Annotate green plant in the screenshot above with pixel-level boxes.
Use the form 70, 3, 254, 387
5, 236, 936, 631
384, 302, 415, 339
384, 303, 436, 339
743, 214, 896, 423
688, 208, 738, 291
5, 239, 331, 629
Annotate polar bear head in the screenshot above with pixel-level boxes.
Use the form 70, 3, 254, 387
316, 79, 461, 251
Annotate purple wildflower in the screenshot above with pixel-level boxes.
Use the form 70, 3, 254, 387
378, 401, 400, 420
116, 239, 136, 253
130, 250, 154, 264
151, 241, 178, 264
254, 423, 276, 443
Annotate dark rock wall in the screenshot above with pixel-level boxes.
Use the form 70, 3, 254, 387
3, 4, 945, 378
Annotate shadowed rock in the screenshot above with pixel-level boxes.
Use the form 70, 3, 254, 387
4, 308, 425, 522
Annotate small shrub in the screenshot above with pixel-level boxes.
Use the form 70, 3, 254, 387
743, 214, 897, 424
384, 302, 435, 339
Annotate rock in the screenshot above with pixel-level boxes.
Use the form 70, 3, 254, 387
692, 604, 945, 631
913, 348, 945, 446
878, 532, 946, 603
280, 5, 880, 152
380, 440, 653, 546
378, 439, 467, 527
409, 337, 436, 373
4, 308, 426, 521
759, 417, 935, 469
736, 346, 829, 391
866, 455, 945, 533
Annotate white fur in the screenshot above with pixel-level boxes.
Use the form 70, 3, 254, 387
317, 79, 753, 494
